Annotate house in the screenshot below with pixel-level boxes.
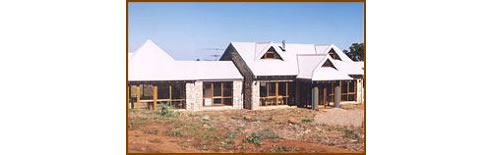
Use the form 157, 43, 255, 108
128, 40, 243, 112
219, 41, 364, 110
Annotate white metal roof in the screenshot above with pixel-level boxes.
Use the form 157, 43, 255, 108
297, 54, 353, 81
129, 40, 242, 81
229, 41, 364, 80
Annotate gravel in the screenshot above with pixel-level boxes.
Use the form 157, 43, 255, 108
314, 108, 364, 127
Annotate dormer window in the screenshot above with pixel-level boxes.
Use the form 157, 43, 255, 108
328, 49, 341, 60
261, 47, 283, 60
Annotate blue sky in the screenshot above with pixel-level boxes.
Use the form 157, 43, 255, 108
129, 2, 364, 60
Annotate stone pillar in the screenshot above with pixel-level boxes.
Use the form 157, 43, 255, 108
335, 84, 341, 108
356, 79, 364, 104
185, 82, 195, 111
312, 84, 319, 110
194, 81, 203, 111
251, 81, 260, 110
233, 80, 243, 109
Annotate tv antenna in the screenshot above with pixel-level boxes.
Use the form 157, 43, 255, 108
202, 48, 225, 61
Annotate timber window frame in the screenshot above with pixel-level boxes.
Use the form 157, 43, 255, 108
259, 81, 293, 106
203, 82, 234, 106
318, 80, 357, 107
128, 82, 186, 109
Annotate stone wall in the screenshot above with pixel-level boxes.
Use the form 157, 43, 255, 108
356, 79, 364, 104
185, 81, 204, 112
193, 81, 203, 111
232, 80, 243, 109
185, 82, 195, 111
251, 81, 260, 110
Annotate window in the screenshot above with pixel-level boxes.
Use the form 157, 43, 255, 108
318, 80, 357, 106
129, 82, 186, 109
142, 84, 153, 100
259, 81, 293, 106
203, 82, 234, 106
341, 80, 357, 101
328, 49, 341, 60
261, 47, 283, 60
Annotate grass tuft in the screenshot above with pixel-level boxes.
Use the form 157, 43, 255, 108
270, 146, 296, 152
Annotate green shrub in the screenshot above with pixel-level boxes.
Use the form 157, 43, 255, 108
243, 132, 262, 145
270, 146, 295, 152
301, 118, 313, 123
160, 105, 175, 117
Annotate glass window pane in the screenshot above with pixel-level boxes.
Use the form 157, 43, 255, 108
224, 98, 232, 105
130, 85, 137, 97
223, 82, 232, 97
349, 80, 355, 92
213, 82, 221, 96
269, 82, 276, 96
342, 81, 348, 93
348, 95, 355, 101
278, 82, 286, 96
260, 82, 267, 97
172, 83, 182, 99
213, 98, 222, 104
158, 83, 170, 99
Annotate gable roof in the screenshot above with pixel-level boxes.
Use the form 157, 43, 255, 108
131, 40, 175, 62
228, 41, 363, 80
297, 54, 353, 81
129, 40, 242, 81
257, 44, 284, 60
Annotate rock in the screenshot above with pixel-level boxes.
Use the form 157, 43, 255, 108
288, 118, 300, 124
203, 124, 210, 128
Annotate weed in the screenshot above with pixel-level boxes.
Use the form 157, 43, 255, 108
168, 129, 183, 137
144, 129, 158, 135
301, 118, 313, 123
203, 132, 218, 139
243, 132, 262, 145
270, 146, 295, 152
261, 128, 280, 139
344, 128, 362, 143
199, 145, 209, 151
225, 131, 237, 139
160, 105, 176, 117
239, 143, 247, 152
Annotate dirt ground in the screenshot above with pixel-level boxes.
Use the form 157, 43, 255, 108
128, 104, 364, 153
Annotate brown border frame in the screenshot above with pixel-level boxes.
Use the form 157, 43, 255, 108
126, 1, 366, 154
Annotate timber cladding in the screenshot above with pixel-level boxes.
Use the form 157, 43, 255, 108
220, 44, 255, 109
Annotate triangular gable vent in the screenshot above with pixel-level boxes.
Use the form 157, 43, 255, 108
261, 47, 283, 60
328, 49, 341, 60
322, 58, 336, 69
